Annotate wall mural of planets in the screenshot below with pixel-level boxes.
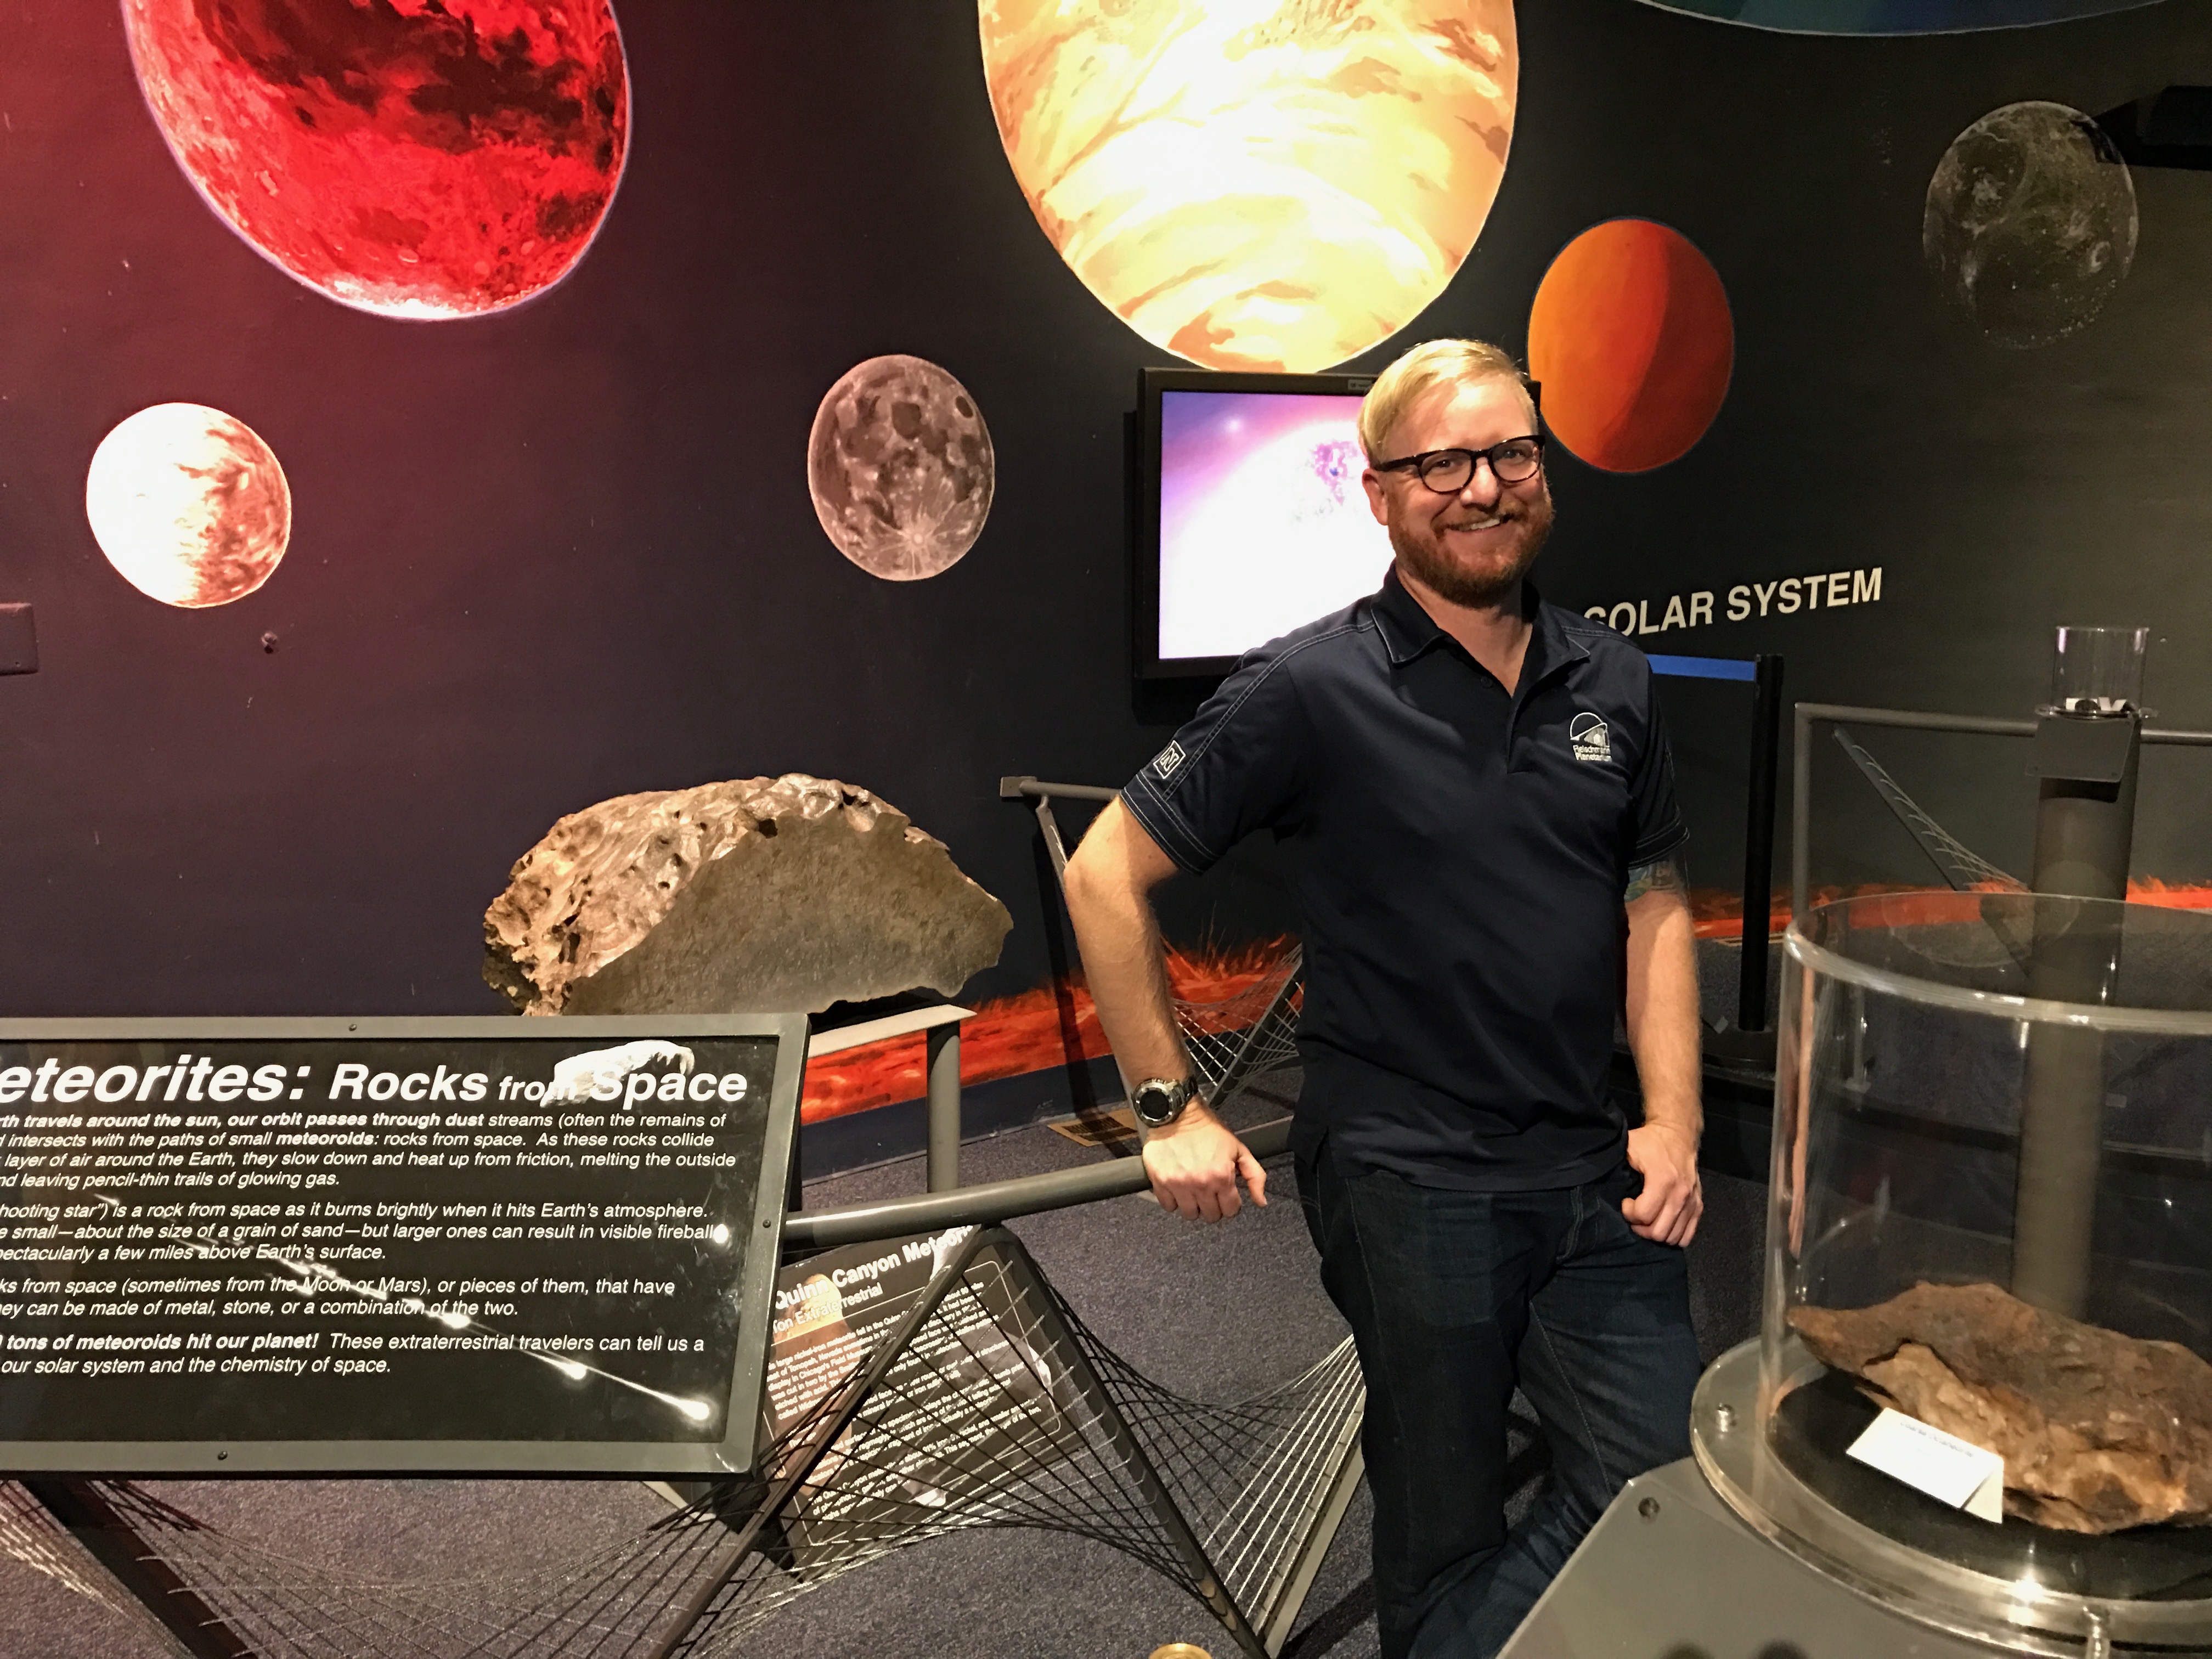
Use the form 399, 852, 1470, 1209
1526, 219, 1734, 473
122, 0, 629, 320
808, 357, 995, 582
1923, 101, 2137, 350
86, 404, 293, 608
978, 0, 1517, 374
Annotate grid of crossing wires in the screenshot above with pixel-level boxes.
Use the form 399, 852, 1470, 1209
3, 1227, 1361, 1659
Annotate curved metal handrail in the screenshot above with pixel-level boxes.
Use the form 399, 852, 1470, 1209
786, 1118, 1294, 1249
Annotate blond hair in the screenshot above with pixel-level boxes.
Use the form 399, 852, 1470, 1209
1357, 338, 1534, 462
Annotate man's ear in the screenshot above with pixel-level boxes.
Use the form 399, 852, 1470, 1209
1362, 469, 1389, 526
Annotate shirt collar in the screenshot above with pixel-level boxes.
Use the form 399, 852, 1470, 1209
1369, 566, 1588, 681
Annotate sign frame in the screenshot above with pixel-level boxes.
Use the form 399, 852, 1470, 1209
0, 1013, 806, 1479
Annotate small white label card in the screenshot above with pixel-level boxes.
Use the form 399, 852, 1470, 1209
1847, 1407, 2005, 1523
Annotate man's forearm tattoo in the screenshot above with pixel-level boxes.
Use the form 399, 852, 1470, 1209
1624, 853, 1688, 904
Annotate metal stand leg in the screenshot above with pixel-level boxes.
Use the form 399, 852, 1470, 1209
999, 1251, 1271, 1659
649, 1233, 997, 1659
1260, 1444, 1364, 1656
926, 1024, 961, 1193
2013, 710, 2140, 1317
22, 1480, 251, 1659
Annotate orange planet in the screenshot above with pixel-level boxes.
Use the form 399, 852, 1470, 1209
978, 1, 1517, 374
1526, 219, 1733, 473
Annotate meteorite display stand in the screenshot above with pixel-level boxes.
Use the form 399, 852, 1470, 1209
1506, 893, 2212, 1658
7, 1229, 1362, 1659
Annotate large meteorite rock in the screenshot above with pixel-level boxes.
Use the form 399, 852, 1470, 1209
1791, 1282, 2212, 1532
484, 775, 1011, 1016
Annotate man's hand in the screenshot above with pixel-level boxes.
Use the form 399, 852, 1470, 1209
1140, 1101, 1268, 1223
1623, 1121, 1701, 1246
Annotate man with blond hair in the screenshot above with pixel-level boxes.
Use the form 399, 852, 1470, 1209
1064, 338, 1703, 1657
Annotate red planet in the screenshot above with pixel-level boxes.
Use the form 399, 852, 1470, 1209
1526, 219, 1733, 473
123, 0, 629, 319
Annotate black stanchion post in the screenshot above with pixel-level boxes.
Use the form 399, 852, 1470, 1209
1737, 654, 1784, 1033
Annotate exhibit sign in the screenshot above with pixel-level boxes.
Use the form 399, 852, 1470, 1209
0, 1015, 804, 1476
761, 1225, 1088, 1568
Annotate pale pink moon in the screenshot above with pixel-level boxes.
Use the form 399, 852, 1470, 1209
86, 404, 292, 607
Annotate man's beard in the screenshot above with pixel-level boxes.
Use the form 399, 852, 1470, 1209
1389, 493, 1554, 608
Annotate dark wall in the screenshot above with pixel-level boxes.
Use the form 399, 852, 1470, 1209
2, 1, 2209, 1019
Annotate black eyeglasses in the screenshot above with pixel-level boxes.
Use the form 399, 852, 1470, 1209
1373, 435, 1544, 493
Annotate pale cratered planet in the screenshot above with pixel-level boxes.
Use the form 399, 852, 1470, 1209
85, 403, 292, 607
808, 356, 995, 581
1923, 101, 2137, 349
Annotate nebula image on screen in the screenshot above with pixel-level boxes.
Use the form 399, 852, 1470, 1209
1156, 391, 1391, 664
123, 0, 630, 319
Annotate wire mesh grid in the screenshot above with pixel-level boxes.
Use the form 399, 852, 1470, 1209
1175, 946, 1304, 1110
1831, 725, 2024, 892
1, 1230, 1362, 1659
0, 1477, 130, 1609
0, 1476, 199, 1659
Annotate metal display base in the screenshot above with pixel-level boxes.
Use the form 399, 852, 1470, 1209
1498, 1460, 2008, 1659
6, 1228, 1363, 1659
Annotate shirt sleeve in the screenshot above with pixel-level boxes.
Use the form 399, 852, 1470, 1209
1119, 650, 1307, 876
1625, 662, 1689, 868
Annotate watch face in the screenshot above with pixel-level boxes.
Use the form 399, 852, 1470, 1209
1133, 1079, 1184, 1125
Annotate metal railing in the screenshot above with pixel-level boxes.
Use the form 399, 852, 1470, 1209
785, 776, 1301, 1249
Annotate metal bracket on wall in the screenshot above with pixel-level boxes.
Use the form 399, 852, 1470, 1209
0, 603, 36, 676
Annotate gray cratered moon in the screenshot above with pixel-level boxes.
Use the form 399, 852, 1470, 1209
808, 356, 994, 580
1923, 101, 2137, 349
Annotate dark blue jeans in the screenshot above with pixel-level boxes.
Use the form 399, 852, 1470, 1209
1295, 1137, 1700, 1659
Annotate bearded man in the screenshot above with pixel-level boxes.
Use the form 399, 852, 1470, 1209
1063, 338, 1705, 1658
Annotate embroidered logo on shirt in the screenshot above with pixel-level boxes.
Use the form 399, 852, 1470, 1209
1568, 712, 1611, 764
1152, 741, 1187, 780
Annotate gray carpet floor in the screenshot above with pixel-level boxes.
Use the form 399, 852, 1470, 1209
0, 1096, 1768, 1659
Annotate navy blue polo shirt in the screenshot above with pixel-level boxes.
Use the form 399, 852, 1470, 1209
1120, 570, 1686, 1191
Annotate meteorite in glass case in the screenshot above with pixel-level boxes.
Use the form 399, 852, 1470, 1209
1694, 891, 2212, 1655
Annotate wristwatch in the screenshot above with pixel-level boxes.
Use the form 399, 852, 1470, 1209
1131, 1076, 1197, 1130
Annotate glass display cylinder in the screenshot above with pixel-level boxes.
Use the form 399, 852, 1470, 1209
1697, 892, 2212, 1654
2050, 625, 2149, 715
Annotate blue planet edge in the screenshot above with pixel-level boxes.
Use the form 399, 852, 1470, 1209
1632, 0, 2168, 34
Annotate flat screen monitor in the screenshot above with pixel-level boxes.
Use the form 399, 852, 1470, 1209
1135, 366, 1386, 680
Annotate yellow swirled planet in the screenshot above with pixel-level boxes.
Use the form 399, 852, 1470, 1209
979, 0, 1517, 374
